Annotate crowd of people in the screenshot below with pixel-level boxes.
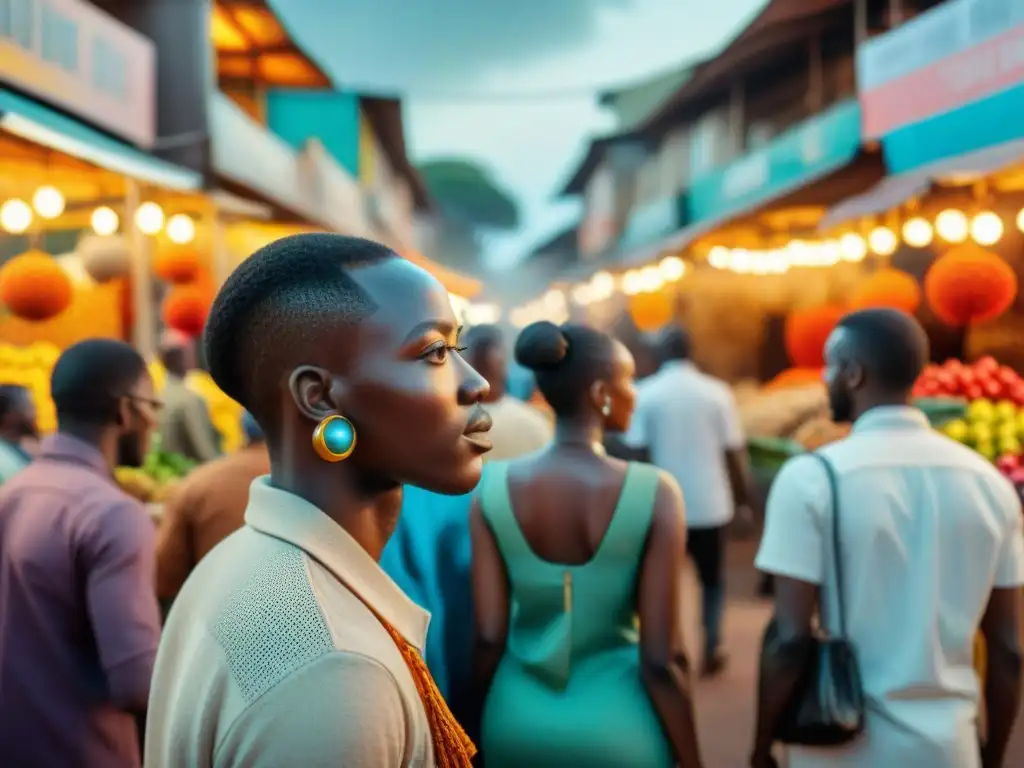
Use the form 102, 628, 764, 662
0, 232, 1021, 767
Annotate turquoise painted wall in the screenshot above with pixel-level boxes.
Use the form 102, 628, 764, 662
266, 90, 361, 176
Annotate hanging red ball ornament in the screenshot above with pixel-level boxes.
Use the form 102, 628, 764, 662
850, 268, 922, 314
924, 243, 1017, 326
162, 284, 211, 338
0, 250, 74, 321
784, 304, 845, 369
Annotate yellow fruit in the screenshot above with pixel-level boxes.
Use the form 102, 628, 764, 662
996, 400, 1018, 423
968, 399, 996, 423
975, 440, 997, 461
942, 419, 970, 442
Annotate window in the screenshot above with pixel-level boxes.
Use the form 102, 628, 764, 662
93, 37, 127, 100
41, 6, 78, 73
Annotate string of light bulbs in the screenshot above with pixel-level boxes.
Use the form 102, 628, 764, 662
0, 189, 198, 245
509, 206, 1024, 327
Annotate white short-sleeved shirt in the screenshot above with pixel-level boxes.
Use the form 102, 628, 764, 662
757, 406, 1024, 768
623, 360, 744, 528
146, 477, 435, 767
483, 396, 553, 462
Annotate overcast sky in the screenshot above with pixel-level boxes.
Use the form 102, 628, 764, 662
272, 0, 768, 270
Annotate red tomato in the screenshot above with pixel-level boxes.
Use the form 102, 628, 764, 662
965, 383, 984, 400
957, 368, 976, 387
935, 371, 956, 393
983, 379, 1004, 399
1009, 384, 1024, 406
998, 366, 1020, 387
944, 358, 962, 372
997, 454, 1022, 474
975, 356, 999, 374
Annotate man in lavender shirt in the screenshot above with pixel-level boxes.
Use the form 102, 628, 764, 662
0, 339, 163, 768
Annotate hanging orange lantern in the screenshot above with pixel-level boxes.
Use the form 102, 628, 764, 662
764, 367, 825, 391
849, 268, 922, 314
162, 284, 211, 337
785, 304, 845, 368
153, 247, 200, 284
924, 243, 1017, 325
0, 249, 74, 321
627, 290, 673, 332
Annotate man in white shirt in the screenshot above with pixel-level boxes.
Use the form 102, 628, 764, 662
752, 308, 1024, 768
622, 327, 753, 676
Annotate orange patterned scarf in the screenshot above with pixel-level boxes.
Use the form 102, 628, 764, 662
379, 618, 477, 767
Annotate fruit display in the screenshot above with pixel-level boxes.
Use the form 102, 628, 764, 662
115, 448, 197, 503
791, 418, 851, 451
925, 355, 1024, 483
735, 383, 830, 441
913, 356, 1024, 405
0, 342, 243, 453
939, 397, 1024, 466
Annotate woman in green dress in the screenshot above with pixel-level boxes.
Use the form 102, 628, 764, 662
471, 321, 704, 768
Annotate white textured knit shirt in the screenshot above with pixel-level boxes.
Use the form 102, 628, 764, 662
146, 477, 434, 767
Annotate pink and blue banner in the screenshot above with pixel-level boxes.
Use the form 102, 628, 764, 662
858, 0, 1024, 172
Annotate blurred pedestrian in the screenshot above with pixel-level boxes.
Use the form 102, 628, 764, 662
621, 325, 753, 676
0, 339, 163, 768
157, 332, 221, 463
0, 384, 37, 483
752, 309, 1024, 768
155, 411, 269, 602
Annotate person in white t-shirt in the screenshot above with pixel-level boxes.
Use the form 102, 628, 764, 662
622, 326, 753, 676
752, 308, 1024, 768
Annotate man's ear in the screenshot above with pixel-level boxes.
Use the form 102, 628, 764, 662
288, 366, 345, 422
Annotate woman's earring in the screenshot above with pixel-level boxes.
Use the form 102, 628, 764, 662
312, 414, 357, 462
601, 399, 612, 417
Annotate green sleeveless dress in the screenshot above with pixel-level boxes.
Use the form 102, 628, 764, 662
480, 461, 673, 768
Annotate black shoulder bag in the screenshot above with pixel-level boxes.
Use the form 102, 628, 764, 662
776, 452, 866, 746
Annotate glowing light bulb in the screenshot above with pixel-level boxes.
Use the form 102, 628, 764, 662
639, 266, 663, 292
590, 270, 614, 298
90, 206, 120, 236
658, 255, 686, 281
31, 186, 65, 219
935, 209, 968, 243
134, 201, 165, 235
166, 213, 196, 245
969, 211, 1003, 246
838, 233, 867, 262
622, 269, 643, 295
707, 246, 730, 269
868, 226, 898, 256
0, 199, 32, 233
902, 217, 933, 248
1016, 208, 1024, 234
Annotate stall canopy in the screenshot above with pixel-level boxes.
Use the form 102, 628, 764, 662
0, 88, 202, 191
620, 98, 876, 268
820, 138, 1024, 230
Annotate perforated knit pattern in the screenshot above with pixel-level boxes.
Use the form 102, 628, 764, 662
211, 547, 334, 704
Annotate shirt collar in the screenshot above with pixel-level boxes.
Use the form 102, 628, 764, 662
38, 433, 111, 476
852, 405, 930, 433
662, 360, 696, 373
244, 476, 430, 650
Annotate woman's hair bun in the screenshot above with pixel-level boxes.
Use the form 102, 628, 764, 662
514, 321, 569, 370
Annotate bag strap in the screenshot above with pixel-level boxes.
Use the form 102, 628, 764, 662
808, 452, 846, 637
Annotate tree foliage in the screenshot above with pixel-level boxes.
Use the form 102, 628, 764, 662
418, 157, 520, 231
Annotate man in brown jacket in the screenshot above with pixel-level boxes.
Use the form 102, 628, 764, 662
155, 413, 269, 601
